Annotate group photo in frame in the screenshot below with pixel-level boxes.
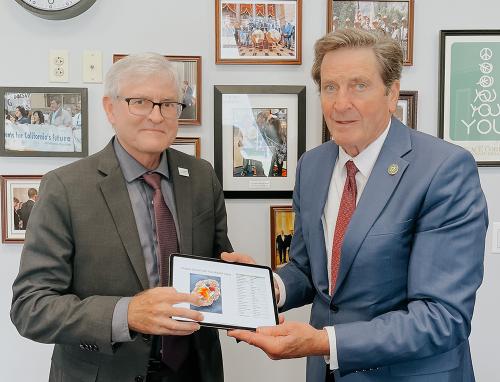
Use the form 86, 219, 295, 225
171, 137, 201, 158
215, 0, 302, 65
1, 87, 88, 157
270, 205, 295, 270
1, 175, 42, 243
113, 54, 202, 125
322, 90, 418, 142
327, 0, 414, 65
439, 30, 500, 166
214, 85, 306, 198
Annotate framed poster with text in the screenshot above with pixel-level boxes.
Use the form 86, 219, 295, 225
439, 30, 500, 166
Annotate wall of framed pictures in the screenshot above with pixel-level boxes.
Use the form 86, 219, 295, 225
1, 1, 500, 381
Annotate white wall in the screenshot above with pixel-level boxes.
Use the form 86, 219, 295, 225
0, 1, 499, 381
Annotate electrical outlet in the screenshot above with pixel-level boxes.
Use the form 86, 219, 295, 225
83, 50, 102, 83
49, 50, 69, 82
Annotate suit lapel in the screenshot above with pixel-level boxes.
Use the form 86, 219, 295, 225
313, 142, 339, 298
97, 142, 149, 290
333, 118, 412, 295
167, 149, 193, 255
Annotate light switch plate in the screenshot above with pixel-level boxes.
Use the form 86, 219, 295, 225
49, 50, 69, 82
83, 50, 102, 83
492, 222, 500, 254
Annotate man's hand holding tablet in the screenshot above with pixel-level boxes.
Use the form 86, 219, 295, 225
169, 253, 279, 330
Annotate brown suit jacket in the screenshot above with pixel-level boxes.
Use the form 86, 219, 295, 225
11, 140, 232, 381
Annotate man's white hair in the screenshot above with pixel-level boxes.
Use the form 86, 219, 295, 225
104, 52, 181, 99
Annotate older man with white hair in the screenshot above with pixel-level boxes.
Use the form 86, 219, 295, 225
11, 52, 232, 382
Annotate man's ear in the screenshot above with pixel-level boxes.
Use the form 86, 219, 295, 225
388, 80, 400, 114
102, 96, 116, 125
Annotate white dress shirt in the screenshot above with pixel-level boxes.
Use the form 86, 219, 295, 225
275, 120, 391, 371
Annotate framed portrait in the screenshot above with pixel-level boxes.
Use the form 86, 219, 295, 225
439, 30, 500, 166
270, 205, 294, 270
171, 137, 201, 158
322, 90, 417, 142
113, 54, 202, 125
214, 85, 306, 199
215, 0, 302, 65
1, 175, 43, 243
327, 0, 414, 65
1, 87, 88, 157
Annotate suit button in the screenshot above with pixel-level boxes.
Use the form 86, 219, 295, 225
331, 304, 339, 313
142, 334, 151, 343
135, 376, 144, 382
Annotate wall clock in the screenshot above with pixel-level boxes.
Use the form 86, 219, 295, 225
15, 0, 96, 20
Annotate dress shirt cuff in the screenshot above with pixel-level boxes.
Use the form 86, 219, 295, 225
111, 297, 134, 343
324, 326, 339, 370
273, 272, 286, 308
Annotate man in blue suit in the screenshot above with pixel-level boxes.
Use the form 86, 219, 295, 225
228, 28, 488, 381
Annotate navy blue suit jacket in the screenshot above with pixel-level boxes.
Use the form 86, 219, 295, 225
277, 118, 488, 381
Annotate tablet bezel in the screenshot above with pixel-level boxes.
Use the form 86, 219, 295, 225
169, 253, 279, 331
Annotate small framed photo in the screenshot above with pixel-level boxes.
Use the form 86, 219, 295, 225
171, 137, 201, 158
1, 175, 43, 243
327, 0, 414, 65
322, 90, 417, 142
215, 0, 302, 65
113, 54, 202, 125
1, 87, 88, 157
270, 205, 295, 270
214, 85, 306, 198
439, 30, 500, 166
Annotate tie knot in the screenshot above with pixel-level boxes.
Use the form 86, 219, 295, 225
142, 172, 162, 190
345, 160, 358, 178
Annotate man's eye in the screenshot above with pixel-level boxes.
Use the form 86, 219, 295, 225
355, 83, 367, 90
130, 99, 144, 105
323, 84, 336, 92
162, 102, 175, 108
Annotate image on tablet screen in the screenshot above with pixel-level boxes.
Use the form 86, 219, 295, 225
190, 273, 222, 314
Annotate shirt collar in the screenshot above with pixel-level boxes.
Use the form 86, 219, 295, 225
113, 137, 170, 183
337, 119, 391, 178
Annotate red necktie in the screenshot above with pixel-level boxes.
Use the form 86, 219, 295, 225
142, 172, 188, 371
330, 160, 358, 295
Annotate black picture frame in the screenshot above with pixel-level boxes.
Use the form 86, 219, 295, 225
439, 30, 500, 166
1, 87, 88, 157
214, 85, 306, 198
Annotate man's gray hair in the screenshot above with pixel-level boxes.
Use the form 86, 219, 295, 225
311, 28, 403, 92
104, 52, 181, 99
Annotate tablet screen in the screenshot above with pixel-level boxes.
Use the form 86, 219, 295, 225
169, 254, 278, 330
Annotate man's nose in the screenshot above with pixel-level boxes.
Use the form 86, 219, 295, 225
148, 104, 164, 123
332, 90, 352, 112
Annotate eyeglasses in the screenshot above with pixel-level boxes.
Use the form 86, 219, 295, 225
119, 97, 185, 119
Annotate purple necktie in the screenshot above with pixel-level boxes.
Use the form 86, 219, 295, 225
142, 172, 189, 371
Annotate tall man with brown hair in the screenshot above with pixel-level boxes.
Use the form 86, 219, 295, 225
228, 28, 488, 382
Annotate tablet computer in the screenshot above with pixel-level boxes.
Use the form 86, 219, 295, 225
169, 253, 279, 330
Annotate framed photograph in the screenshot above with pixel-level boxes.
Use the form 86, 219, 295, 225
1, 175, 43, 243
215, 0, 302, 65
171, 137, 201, 158
214, 85, 306, 199
322, 90, 417, 142
113, 54, 202, 125
270, 205, 295, 270
327, 0, 414, 65
439, 30, 500, 166
1, 87, 88, 157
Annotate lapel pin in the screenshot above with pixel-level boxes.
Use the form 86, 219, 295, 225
178, 167, 189, 177
387, 163, 399, 175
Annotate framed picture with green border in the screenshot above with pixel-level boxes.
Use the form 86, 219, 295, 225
439, 30, 500, 166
